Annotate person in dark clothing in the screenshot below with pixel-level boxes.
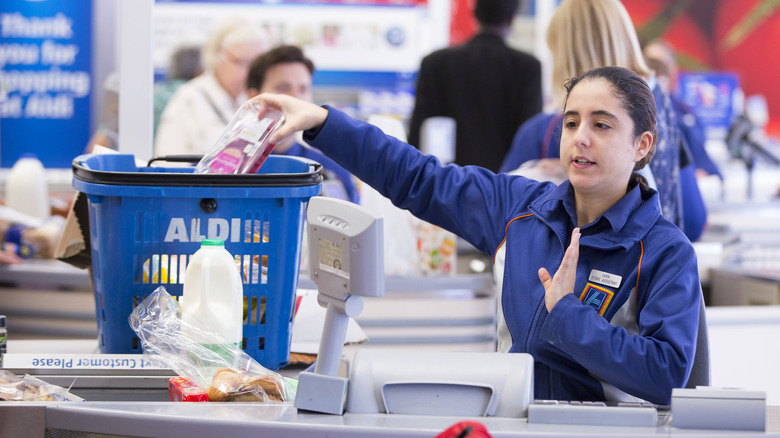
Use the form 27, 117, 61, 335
407, 0, 542, 172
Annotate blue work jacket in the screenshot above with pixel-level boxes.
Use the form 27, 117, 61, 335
305, 107, 702, 405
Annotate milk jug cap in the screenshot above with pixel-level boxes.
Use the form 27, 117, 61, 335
201, 239, 225, 247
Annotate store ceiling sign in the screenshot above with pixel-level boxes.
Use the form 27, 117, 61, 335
0, 1, 92, 168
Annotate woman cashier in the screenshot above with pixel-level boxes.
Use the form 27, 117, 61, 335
251, 66, 702, 406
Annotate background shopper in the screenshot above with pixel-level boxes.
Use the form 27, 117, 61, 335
154, 18, 267, 157
153, 43, 203, 139
407, 0, 542, 172
500, 0, 695, 238
246, 45, 359, 203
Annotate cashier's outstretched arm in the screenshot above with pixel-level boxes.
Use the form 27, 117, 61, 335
253, 93, 329, 145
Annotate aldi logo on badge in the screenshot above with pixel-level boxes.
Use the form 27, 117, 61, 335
578, 283, 615, 316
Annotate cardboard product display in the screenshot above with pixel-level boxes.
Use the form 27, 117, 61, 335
53, 191, 91, 269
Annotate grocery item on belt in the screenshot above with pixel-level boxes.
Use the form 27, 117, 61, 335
169, 376, 209, 402
208, 367, 284, 402
129, 286, 295, 403
0, 370, 83, 402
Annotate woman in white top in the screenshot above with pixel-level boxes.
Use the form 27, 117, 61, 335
154, 18, 267, 157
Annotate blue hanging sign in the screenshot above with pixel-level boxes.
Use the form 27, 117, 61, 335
0, 1, 92, 168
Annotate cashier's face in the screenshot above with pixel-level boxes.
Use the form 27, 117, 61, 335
559, 78, 651, 201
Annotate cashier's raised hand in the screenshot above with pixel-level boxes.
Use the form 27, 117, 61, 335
253, 93, 329, 145
538, 228, 580, 312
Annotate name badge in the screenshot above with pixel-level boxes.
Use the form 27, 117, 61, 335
589, 269, 622, 288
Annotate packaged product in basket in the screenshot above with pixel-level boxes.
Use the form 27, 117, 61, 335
181, 239, 243, 359
195, 100, 285, 174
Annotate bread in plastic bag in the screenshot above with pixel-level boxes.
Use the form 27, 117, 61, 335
129, 286, 296, 402
0, 371, 84, 402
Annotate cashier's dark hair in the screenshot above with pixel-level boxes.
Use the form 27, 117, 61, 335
246, 45, 314, 91
562, 66, 657, 191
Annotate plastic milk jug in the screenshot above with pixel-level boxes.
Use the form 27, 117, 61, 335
181, 239, 243, 351
5, 153, 49, 219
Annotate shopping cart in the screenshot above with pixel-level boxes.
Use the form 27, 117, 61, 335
72, 154, 322, 370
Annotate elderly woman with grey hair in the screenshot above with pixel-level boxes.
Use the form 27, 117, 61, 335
154, 18, 267, 157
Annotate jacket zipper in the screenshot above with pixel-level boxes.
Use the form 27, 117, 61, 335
524, 226, 567, 400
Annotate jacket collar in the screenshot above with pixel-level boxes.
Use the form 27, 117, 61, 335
529, 181, 661, 249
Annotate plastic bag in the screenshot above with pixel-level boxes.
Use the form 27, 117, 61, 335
0, 371, 84, 402
129, 286, 296, 402
195, 100, 285, 174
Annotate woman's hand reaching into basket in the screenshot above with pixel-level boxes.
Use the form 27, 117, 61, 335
252, 93, 329, 146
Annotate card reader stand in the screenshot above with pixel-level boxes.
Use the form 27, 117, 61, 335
294, 197, 384, 415
347, 349, 535, 417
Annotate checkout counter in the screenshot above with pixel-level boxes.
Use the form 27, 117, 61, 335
2, 403, 775, 437
1, 337, 780, 438
3, 158, 780, 436
3, 251, 780, 436
2, 332, 780, 437
1, 255, 523, 438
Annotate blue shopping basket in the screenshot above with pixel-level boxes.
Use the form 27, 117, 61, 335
72, 154, 322, 370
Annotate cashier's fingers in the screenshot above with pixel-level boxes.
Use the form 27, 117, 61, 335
539, 228, 580, 312
538, 267, 554, 311
253, 93, 329, 144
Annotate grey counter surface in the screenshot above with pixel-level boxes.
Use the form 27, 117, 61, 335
1, 401, 779, 438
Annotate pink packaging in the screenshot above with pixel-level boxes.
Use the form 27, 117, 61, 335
195, 100, 285, 174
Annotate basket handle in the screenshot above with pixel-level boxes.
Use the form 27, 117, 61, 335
147, 155, 203, 167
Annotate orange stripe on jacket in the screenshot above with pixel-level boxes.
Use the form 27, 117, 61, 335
493, 213, 534, 264
635, 240, 644, 306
